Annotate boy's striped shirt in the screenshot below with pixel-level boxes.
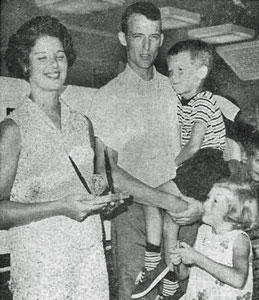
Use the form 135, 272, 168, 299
177, 91, 225, 151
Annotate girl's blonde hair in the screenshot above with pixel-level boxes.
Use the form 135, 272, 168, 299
214, 180, 259, 231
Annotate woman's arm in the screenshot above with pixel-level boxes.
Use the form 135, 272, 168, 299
0, 119, 62, 229
0, 119, 116, 230
179, 234, 250, 289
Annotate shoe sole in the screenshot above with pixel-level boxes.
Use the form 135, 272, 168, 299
131, 266, 170, 299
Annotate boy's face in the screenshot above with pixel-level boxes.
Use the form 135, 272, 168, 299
167, 51, 203, 100
246, 150, 259, 182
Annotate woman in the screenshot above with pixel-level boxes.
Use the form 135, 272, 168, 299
0, 15, 120, 300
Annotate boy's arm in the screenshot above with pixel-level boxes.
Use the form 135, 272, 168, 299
175, 121, 206, 166
180, 234, 250, 289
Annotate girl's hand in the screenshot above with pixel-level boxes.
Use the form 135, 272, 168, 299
177, 242, 199, 265
170, 249, 182, 266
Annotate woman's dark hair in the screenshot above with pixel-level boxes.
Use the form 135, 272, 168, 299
121, 1, 161, 35
5, 15, 76, 80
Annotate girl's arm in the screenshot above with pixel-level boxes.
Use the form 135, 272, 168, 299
175, 121, 206, 166
179, 234, 250, 289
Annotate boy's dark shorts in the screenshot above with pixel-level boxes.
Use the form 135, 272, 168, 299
173, 148, 230, 202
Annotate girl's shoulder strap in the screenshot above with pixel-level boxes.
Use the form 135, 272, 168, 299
230, 230, 252, 255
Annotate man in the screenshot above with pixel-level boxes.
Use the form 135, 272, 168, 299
87, 2, 183, 299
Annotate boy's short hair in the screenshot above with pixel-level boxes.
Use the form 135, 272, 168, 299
214, 180, 259, 231
121, 1, 161, 35
243, 131, 259, 157
167, 39, 214, 74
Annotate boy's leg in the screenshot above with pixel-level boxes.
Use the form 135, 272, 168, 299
112, 202, 158, 300
131, 206, 169, 299
112, 180, 182, 300
161, 213, 180, 298
143, 205, 163, 271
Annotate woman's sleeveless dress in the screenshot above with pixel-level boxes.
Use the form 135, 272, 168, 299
8, 96, 109, 300
183, 224, 253, 300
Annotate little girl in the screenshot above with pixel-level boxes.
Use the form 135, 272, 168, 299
170, 180, 258, 300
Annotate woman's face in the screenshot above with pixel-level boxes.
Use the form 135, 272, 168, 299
28, 35, 68, 92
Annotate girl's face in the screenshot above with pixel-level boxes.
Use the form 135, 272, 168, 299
28, 35, 68, 92
246, 149, 259, 182
202, 186, 231, 227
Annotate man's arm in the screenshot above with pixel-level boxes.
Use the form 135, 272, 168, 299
94, 137, 188, 212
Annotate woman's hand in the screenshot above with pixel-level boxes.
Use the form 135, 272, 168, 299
62, 192, 128, 221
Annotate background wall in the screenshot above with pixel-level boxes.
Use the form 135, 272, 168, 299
1, 0, 259, 127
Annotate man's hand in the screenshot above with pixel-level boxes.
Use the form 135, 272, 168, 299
168, 195, 204, 225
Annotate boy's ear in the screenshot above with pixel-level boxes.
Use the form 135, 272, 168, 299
159, 32, 164, 47
118, 31, 127, 47
197, 65, 208, 80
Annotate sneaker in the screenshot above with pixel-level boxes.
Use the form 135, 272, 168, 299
155, 295, 170, 300
131, 264, 169, 299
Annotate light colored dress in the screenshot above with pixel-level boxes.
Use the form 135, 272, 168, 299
8, 96, 109, 300
183, 224, 253, 300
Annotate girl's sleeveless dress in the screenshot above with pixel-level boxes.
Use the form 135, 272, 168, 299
183, 224, 253, 300
8, 96, 109, 300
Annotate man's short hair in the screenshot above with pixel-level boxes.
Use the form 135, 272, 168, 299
121, 1, 161, 34
167, 39, 214, 74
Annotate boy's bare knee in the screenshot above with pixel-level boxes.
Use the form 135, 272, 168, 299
156, 180, 181, 196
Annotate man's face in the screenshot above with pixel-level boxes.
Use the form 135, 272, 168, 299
120, 13, 163, 73
247, 150, 259, 182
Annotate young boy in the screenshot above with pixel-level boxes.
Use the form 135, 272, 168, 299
131, 40, 230, 300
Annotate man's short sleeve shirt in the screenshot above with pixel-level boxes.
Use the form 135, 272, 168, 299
87, 65, 180, 187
